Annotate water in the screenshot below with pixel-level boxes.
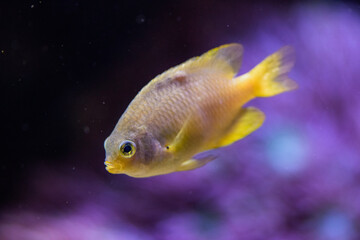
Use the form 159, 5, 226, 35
2, 1, 360, 239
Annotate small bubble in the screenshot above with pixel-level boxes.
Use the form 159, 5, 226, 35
226, 24, 230, 27
11, 40, 19, 50
1, 50, 4, 54
102, 101, 105, 104
72, 166, 76, 171
136, 14, 145, 24
83, 126, 90, 134
22, 123, 29, 131
31, 4, 34, 8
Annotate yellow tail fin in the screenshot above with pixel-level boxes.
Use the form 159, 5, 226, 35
250, 46, 298, 97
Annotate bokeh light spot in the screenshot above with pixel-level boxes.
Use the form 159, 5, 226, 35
266, 127, 308, 175
316, 210, 355, 240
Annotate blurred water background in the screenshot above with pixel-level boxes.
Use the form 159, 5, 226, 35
1, 0, 360, 239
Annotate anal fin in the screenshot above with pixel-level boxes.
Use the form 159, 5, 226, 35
214, 107, 265, 148
177, 155, 216, 172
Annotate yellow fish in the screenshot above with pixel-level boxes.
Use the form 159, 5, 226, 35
104, 43, 297, 177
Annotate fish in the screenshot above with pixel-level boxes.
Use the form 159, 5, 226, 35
104, 43, 297, 178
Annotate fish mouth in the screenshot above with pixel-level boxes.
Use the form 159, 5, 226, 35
104, 160, 123, 174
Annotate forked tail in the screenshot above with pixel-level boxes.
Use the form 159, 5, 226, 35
249, 46, 298, 97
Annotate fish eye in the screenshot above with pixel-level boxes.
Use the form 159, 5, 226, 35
119, 140, 136, 158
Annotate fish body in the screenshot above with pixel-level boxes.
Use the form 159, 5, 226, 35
104, 44, 297, 177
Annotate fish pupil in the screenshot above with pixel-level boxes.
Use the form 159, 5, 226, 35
123, 144, 132, 153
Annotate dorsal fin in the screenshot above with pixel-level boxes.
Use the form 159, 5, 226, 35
192, 43, 243, 77
150, 43, 243, 87
184, 43, 244, 78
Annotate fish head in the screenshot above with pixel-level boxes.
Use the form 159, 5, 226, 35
104, 128, 165, 177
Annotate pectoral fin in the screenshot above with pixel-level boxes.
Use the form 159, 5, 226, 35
214, 107, 265, 148
167, 102, 212, 154
167, 114, 203, 154
177, 155, 216, 172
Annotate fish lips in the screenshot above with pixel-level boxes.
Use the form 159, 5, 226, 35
104, 158, 123, 174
